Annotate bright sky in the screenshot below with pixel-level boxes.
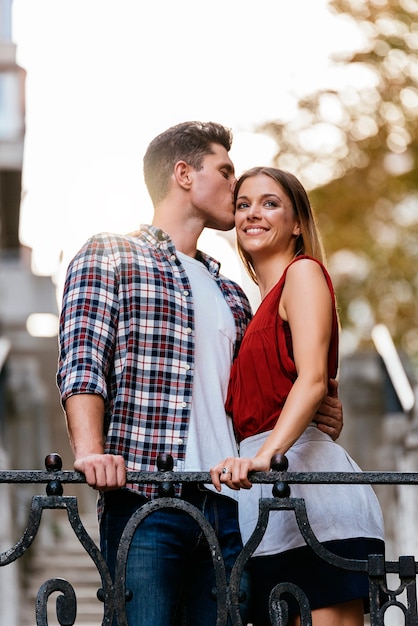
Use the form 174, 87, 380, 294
12, 0, 364, 295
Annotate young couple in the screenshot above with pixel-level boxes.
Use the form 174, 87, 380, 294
57, 121, 384, 626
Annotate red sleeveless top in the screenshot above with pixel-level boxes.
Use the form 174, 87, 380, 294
226, 256, 339, 443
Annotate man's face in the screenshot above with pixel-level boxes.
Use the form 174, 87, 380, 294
189, 143, 236, 231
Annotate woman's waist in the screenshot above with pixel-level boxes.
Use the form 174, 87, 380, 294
239, 423, 332, 457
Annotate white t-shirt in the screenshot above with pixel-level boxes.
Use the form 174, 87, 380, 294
178, 252, 239, 498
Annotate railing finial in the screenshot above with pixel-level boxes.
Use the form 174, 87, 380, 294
45, 453, 63, 496
271, 453, 291, 498
156, 453, 175, 497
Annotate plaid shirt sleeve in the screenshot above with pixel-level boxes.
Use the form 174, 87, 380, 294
57, 235, 119, 402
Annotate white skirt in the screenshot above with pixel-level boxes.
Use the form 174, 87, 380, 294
238, 424, 385, 557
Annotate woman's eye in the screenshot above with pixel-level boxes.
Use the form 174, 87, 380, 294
236, 202, 249, 210
265, 200, 278, 208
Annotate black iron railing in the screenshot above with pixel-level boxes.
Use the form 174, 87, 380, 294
1, 452, 418, 625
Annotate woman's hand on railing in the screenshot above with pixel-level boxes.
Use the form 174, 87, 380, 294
210, 455, 272, 492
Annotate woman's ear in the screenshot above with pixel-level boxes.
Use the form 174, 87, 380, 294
293, 223, 301, 237
174, 160, 192, 190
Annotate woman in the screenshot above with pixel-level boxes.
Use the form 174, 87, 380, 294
210, 167, 385, 626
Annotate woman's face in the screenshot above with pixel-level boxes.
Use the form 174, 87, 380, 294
234, 174, 300, 257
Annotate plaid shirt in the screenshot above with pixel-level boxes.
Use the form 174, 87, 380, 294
57, 224, 252, 502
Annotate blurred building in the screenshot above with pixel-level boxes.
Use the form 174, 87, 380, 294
0, 1, 69, 623
0, 3, 25, 622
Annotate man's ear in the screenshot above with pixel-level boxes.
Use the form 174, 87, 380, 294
174, 160, 192, 190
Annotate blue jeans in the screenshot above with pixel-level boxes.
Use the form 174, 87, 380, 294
100, 487, 251, 626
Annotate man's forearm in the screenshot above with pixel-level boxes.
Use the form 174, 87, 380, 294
64, 393, 106, 459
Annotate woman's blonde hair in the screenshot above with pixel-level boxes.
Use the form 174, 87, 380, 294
234, 167, 326, 284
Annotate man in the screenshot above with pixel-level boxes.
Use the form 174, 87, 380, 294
57, 121, 343, 625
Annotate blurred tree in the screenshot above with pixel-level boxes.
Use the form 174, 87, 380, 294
259, 0, 418, 370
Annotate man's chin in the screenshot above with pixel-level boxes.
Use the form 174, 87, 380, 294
207, 221, 235, 232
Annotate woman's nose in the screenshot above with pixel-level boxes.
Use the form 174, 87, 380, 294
247, 204, 260, 219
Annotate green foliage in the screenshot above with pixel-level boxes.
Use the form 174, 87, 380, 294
259, 0, 418, 369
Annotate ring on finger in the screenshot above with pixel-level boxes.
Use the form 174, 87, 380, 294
222, 467, 230, 475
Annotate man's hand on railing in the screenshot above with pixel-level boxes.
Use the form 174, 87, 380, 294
74, 453, 127, 491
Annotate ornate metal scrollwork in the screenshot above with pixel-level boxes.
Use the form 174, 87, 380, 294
2, 452, 418, 625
